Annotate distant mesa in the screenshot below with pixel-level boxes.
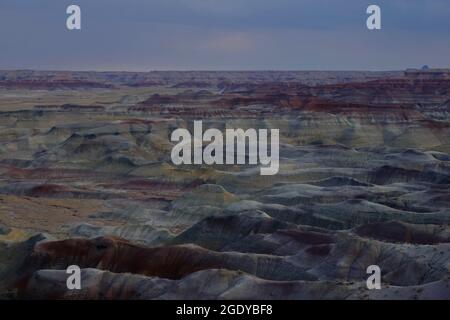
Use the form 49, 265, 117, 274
405, 67, 450, 80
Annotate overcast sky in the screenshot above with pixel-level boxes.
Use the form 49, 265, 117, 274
0, 0, 449, 71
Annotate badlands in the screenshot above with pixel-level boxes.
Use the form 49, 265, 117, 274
0, 69, 449, 299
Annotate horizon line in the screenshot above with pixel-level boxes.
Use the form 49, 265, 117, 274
0, 68, 425, 73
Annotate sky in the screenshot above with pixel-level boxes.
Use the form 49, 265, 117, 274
0, 0, 449, 71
